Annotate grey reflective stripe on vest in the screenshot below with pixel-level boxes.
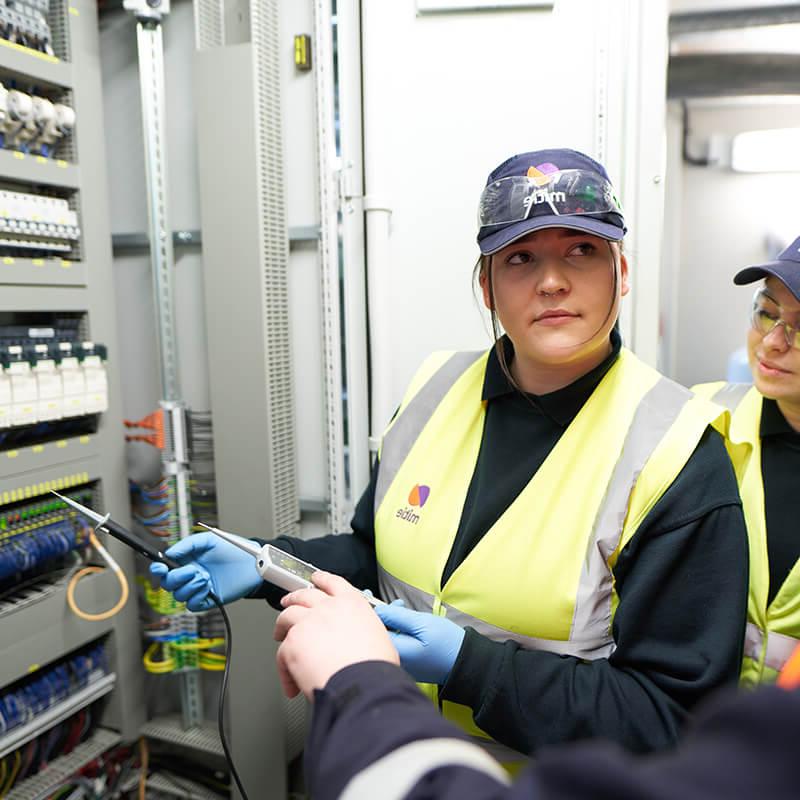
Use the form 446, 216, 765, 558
378, 568, 616, 659
339, 738, 511, 800
569, 376, 691, 655
711, 382, 751, 412
375, 351, 484, 515
744, 621, 800, 672
379, 569, 436, 611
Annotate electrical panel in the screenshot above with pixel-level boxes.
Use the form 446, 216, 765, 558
0, 1, 143, 797
0, 316, 108, 443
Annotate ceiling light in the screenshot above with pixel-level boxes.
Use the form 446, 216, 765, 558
730, 127, 800, 172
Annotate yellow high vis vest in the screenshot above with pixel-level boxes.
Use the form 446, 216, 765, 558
375, 348, 725, 763
693, 382, 800, 687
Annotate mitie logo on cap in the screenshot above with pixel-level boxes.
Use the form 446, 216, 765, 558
396, 484, 430, 525
522, 163, 565, 210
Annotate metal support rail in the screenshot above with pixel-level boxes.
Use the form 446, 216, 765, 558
128, 2, 201, 728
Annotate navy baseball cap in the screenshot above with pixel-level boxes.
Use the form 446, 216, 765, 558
734, 235, 800, 302
477, 148, 627, 256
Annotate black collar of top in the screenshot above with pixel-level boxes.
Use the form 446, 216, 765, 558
760, 397, 800, 441
482, 326, 622, 427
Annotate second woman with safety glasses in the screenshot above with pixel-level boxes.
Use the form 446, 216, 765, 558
694, 237, 800, 688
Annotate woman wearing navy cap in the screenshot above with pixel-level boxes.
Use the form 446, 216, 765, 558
152, 148, 748, 762
694, 237, 800, 688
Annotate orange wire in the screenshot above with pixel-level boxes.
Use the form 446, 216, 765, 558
138, 737, 149, 800
66, 529, 129, 621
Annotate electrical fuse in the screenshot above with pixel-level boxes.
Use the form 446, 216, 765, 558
4, 90, 34, 148
17, 0, 49, 14
0, 360, 11, 429
33, 342, 63, 421
58, 342, 86, 418
34, 98, 75, 157
7, 345, 37, 427
80, 342, 108, 415
6, 191, 21, 222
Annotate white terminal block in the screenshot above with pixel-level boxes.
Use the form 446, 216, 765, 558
0, 364, 11, 429
18, 0, 49, 15
54, 104, 76, 136
58, 342, 86, 418
7, 346, 37, 427
81, 342, 108, 414
40, 102, 75, 153
0, 83, 8, 127
4, 4, 51, 53
14, 107, 38, 148
4, 90, 34, 148
0, 189, 79, 250
33, 343, 63, 422
32, 97, 76, 155
31, 96, 54, 132
0, 341, 108, 428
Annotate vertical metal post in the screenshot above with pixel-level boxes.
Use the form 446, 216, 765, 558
312, 0, 347, 531
333, 0, 372, 507
135, 20, 179, 402
130, 8, 202, 728
361, 0, 396, 450
593, 0, 668, 364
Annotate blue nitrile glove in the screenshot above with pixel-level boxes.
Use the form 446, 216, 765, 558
375, 601, 466, 685
148, 532, 263, 612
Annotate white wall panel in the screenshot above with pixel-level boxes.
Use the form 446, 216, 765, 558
363, 2, 589, 433
360, 0, 668, 433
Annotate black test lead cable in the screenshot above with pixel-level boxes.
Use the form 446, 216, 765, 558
208, 592, 250, 800
50, 492, 250, 800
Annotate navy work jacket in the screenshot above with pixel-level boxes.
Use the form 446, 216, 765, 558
305, 661, 800, 800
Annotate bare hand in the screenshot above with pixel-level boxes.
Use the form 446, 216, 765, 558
274, 572, 399, 700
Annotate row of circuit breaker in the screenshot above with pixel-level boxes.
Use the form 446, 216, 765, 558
0, 83, 76, 156
0, 187, 79, 254
0, 0, 54, 58
0, 341, 107, 429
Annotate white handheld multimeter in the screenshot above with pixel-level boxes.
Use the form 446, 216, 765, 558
198, 523, 383, 606
258, 544, 318, 592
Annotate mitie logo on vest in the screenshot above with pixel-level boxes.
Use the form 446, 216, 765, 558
396, 484, 430, 525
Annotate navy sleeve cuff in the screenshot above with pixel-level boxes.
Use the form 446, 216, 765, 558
440, 627, 507, 709
306, 661, 465, 800
323, 660, 418, 703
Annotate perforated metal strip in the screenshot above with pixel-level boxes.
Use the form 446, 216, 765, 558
251, 0, 299, 536
194, 0, 224, 50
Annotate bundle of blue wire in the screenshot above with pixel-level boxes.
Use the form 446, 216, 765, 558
0, 519, 87, 582
0, 644, 108, 735
129, 479, 172, 536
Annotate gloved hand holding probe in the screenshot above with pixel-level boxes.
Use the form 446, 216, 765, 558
150, 524, 384, 613
149, 532, 262, 611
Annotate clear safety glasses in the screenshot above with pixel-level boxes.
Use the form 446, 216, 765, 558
478, 169, 623, 228
751, 287, 800, 350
